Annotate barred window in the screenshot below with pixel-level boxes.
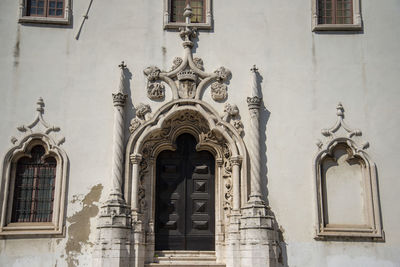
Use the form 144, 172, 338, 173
11, 145, 56, 223
318, 0, 353, 24
171, 0, 205, 23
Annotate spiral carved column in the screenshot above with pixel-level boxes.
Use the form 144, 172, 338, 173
93, 62, 133, 267
110, 61, 128, 201
246, 65, 263, 203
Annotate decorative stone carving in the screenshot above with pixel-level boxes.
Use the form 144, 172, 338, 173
142, 5, 231, 102
13, 97, 65, 146
222, 104, 244, 135
143, 66, 161, 82
171, 57, 183, 71
314, 103, 384, 240
211, 82, 227, 101
129, 118, 142, 134
147, 82, 165, 100
214, 67, 231, 82
193, 57, 204, 70
135, 103, 151, 121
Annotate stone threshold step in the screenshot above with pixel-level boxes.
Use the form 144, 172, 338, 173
145, 264, 225, 267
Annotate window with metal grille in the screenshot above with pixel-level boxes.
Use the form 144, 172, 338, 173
11, 145, 56, 223
318, 0, 353, 24
26, 0, 65, 18
171, 0, 205, 23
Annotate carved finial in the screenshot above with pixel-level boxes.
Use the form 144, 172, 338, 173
251, 65, 258, 73
336, 102, 344, 117
250, 65, 260, 98
36, 97, 44, 114
113, 61, 128, 106
118, 61, 127, 70
183, 4, 193, 22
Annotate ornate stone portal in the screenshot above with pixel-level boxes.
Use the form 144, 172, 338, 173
95, 5, 280, 267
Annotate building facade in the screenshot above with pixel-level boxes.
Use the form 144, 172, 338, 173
0, 0, 399, 266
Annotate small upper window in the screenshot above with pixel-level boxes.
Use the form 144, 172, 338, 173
19, 0, 70, 24
171, 0, 205, 23
312, 0, 362, 31
164, 0, 212, 30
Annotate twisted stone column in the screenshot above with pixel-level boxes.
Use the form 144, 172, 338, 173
247, 65, 263, 203
110, 61, 128, 201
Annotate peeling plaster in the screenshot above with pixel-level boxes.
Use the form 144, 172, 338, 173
65, 184, 103, 267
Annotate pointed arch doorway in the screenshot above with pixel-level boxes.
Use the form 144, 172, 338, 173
155, 133, 215, 250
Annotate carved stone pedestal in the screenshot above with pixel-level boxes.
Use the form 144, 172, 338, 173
240, 198, 280, 267
93, 194, 133, 267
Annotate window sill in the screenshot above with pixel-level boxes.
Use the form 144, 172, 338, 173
19, 16, 70, 25
313, 23, 362, 31
0, 222, 64, 237
164, 22, 212, 30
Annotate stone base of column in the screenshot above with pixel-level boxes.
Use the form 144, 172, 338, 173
225, 210, 242, 267
93, 197, 133, 267
240, 199, 281, 267
131, 211, 146, 267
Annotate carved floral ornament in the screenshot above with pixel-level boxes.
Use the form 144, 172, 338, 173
314, 103, 384, 240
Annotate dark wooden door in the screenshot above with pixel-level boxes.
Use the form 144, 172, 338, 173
155, 134, 215, 250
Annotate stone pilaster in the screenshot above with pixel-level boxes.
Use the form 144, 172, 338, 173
93, 62, 133, 267
240, 65, 280, 267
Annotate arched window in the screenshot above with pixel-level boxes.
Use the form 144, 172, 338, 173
0, 98, 67, 236
11, 145, 57, 223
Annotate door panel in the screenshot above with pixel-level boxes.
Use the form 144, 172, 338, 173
155, 134, 215, 250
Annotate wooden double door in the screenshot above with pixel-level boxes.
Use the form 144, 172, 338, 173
155, 134, 215, 250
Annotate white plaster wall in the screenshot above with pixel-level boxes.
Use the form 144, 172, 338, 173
0, 0, 399, 266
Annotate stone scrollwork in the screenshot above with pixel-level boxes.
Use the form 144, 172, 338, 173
142, 5, 231, 102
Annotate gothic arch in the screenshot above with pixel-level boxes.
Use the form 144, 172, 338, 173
124, 99, 248, 261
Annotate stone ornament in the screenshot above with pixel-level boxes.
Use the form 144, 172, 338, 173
222, 103, 244, 135
143, 5, 231, 101
314, 103, 384, 240
135, 103, 151, 121
13, 97, 65, 146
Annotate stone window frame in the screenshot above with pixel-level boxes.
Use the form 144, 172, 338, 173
314, 103, 384, 240
163, 0, 212, 30
0, 98, 68, 237
18, 0, 71, 25
312, 0, 362, 31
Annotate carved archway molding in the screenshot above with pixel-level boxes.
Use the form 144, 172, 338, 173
125, 99, 248, 212
124, 98, 248, 263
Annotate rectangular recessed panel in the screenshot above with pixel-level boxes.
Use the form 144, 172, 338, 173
192, 220, 209, 230
194, 165, 209, 174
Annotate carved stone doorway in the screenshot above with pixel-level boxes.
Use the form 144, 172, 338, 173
155, 133, 215, 251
